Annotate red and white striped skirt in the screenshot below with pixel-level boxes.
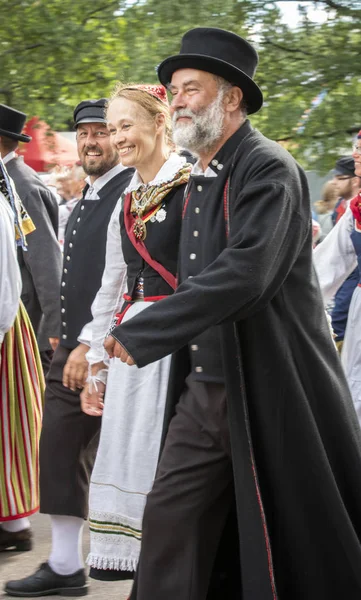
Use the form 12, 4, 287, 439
0, 301, 44, 521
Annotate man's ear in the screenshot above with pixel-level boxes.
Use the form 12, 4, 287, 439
224, 86, 244, 113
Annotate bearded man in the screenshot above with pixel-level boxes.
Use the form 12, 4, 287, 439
5, 99, 134, 597
104, 28, 361, 600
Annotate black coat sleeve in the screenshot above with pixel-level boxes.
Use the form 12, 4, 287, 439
112, 176, 310, 367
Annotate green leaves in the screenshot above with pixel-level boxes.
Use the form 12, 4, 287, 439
1, 0, 360, 172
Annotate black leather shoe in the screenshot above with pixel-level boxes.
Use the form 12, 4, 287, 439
0, 527, 32, 552
4, 562, 88, 597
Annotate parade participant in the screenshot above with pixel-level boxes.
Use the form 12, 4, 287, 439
106, 28, 361, 600
314, 132, 361, 419
80, 83, 191, 580
0, 158, 44, 551
327, 156, 361, 350
5, 99, 133, 598
0, 104, 62, 374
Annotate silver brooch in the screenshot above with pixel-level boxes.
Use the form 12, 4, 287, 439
156, 208, 167, 222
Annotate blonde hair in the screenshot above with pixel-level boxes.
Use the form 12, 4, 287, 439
107, 83, 172, 146
314, 180, 338, 215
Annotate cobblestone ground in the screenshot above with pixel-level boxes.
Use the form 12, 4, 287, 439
0, 513, 132, 600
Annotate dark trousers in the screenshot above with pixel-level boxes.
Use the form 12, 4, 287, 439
39, 345, 101, 518
131, 375, 234, 600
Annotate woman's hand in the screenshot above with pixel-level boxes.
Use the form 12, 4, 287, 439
80, 381, 105, 417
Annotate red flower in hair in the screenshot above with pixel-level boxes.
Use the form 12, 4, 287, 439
350, 192, 361, 224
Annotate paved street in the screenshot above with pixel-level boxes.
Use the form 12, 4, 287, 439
0, 514, 132, 599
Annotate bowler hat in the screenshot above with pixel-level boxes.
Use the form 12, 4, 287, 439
73, 98, 108, 128
157, 27, 263, 115
0, 104, 31, 143
334, 156, 355, 177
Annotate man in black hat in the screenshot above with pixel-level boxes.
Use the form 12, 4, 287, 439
5, 99, 134, 598
105, 28, 361, 600
0, 104, 62, 373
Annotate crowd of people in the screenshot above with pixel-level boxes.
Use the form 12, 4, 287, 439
2, 25, 361, 600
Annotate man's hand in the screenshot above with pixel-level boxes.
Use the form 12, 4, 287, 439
49, 337, 59, 352
62, 343, 90, 391
104, 335, 135, 365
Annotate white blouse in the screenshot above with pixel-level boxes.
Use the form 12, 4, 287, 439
313, 206, 358, 304
0, 190, 22, 342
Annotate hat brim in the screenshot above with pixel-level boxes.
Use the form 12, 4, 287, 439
0, 127, 31, 143
158, 54, 263, 115
75, 117, 107, 128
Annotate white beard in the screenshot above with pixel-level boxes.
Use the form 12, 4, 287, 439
172, 90, 225, 155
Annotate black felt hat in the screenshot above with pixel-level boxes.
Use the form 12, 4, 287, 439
0, 104, 31, 143
73, 98, 108, 128
157, 27, 263, 115
334, 156, 355, 177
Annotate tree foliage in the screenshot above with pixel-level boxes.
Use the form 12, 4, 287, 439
1, 0, 360, 172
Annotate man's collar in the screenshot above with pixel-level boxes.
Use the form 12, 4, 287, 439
84, 162, 127, 193
191, 120, 253, 178
2, 151, 17, 165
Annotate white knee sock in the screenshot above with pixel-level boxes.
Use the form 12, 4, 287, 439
48, 515, 84, 575
1, 517, 31, 532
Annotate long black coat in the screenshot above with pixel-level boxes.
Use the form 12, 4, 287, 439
113, 121, 361, 599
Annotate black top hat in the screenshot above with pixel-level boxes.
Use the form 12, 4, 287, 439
157, 27, 263, 115
0, 104, 31, 143
334, 156, 355, 177
73, 98, 108, 128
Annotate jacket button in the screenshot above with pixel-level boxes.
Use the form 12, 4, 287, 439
217, 163, 223, 170
195, 207, 200, 214
191, 344, 199, 351
193, 230, 199, 237
61, 295, 65, 301
61, 281, 66, 287
81, 205, 85, 211
62, 334, 67, 340
72, 230, 76, 235
197, 185, 202, 192
69, 243, 73, 248
211, 159, 218, 166
195, 366, 203, 373
61, 308, 65, 313
190, 253, 196, 260
66, 256, 71, 261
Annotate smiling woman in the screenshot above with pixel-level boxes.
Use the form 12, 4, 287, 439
79, 83, 192, 580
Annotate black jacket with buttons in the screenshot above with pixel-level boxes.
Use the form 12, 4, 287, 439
60, 167, 133, 349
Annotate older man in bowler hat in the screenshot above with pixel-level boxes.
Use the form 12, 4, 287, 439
103, 27, 361, 600
0, 104, 62, 373
5, 99, 134, 598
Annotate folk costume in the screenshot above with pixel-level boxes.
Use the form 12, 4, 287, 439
39, 163, 134, 520
86, 151, 191, 576
0, 158, 44, 546
111, 28, 361, 600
